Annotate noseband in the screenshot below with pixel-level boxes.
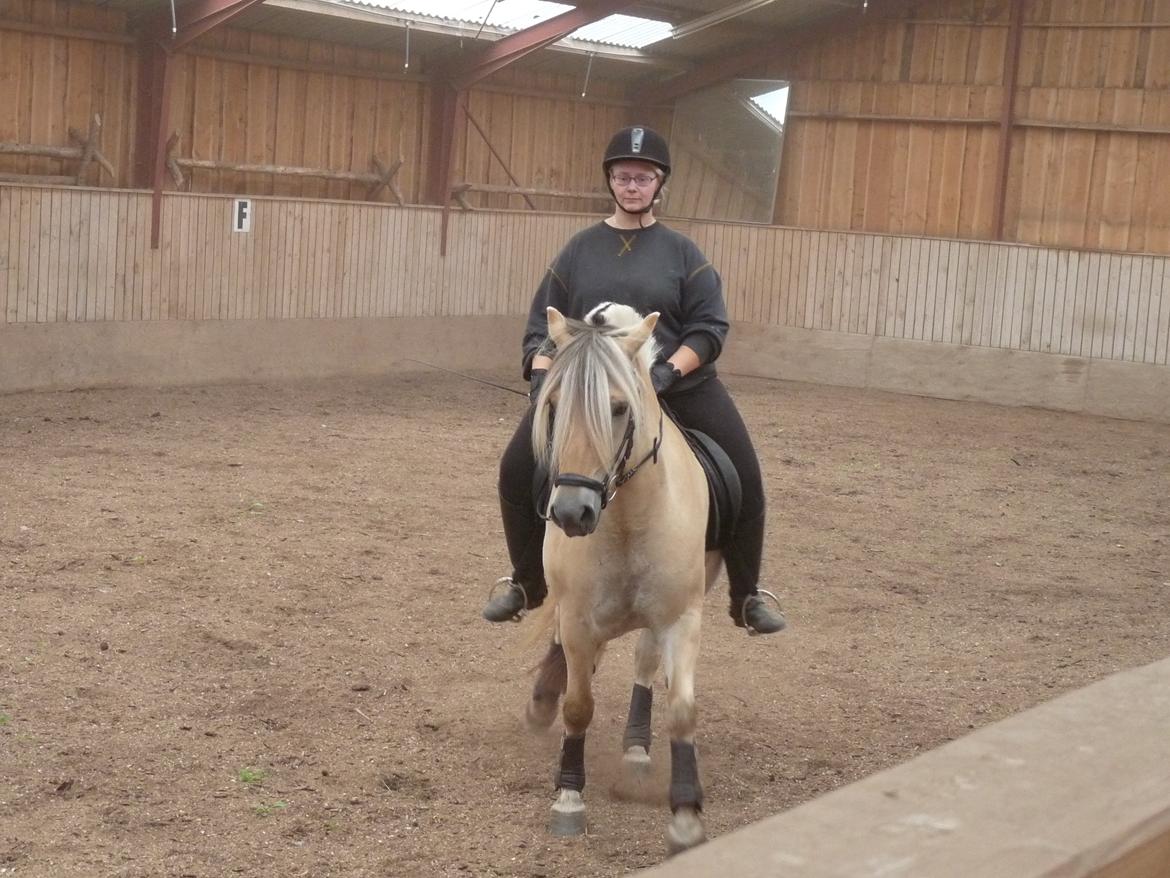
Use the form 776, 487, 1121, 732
546, 409, 664, 513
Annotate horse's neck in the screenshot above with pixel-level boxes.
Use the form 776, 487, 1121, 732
620, 395, 692, 504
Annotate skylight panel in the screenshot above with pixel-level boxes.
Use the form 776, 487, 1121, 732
748, 86, 789, 129
348, 0, 672, 49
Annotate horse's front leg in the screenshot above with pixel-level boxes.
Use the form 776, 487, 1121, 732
663, 608, 706, 854
623, 628, 660, 767
549, 633, 598, 837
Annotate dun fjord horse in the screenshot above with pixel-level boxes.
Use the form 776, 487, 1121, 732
525, 304, 721, 854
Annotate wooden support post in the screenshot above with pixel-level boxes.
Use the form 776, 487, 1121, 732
134, 39, 175, 249
426, 81, 463, 256
134, 0, 267, 249
992, 0, 1025, 242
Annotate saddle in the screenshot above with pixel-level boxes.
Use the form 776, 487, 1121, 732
533, 405, 741, 552
662, 403, 741, 551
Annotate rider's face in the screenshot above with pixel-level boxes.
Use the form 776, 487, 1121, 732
608, 160, 660, 213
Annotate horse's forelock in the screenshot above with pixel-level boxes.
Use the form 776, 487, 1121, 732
533, 323, 648, 475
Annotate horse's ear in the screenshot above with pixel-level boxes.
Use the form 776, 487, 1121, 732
547, 307, 571, 349
617, 311, 659, 355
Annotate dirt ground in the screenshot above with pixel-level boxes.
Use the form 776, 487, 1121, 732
1, 369, 1168, 877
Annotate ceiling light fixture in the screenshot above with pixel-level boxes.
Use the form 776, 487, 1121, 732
670, 0, 782, 40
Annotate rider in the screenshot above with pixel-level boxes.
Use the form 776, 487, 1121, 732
484, 125, 785, 636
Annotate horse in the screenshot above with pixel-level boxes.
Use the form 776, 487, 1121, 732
524, 303, 722, 854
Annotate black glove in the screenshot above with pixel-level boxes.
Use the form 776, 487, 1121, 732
650, 361, 682, 396
529, 368, 548, 401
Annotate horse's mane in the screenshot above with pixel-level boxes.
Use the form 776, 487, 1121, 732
532, 306, 659, 473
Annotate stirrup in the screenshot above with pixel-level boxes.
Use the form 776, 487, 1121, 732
486, 576, 530, 623
742, 589, 785, 637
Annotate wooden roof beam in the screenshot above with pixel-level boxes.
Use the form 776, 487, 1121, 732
634, 0, 915, 105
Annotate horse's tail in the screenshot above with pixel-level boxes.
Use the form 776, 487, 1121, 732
522, 597, 566, 723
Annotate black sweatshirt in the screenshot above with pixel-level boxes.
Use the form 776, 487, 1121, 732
521, 221, 731, 393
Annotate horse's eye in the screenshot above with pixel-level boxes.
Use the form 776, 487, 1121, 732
611, 401, 629, 418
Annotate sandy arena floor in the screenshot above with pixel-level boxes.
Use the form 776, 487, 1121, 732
2, 371, 1168, 876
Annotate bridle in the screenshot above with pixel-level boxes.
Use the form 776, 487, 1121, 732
543, 408, 664, 516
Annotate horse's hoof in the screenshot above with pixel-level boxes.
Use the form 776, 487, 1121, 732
549, 790, 586, 837
622, 745, 651, 770
666, 807, 706, 855
526, 696, 559, 731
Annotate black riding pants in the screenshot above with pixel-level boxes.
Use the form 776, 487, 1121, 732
497, 376, 765, 605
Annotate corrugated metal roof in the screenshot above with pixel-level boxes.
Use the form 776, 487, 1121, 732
343, 0, 673, 48
85, 0, 858, 80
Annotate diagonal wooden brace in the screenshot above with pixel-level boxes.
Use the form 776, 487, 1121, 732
369, 155, 404, 204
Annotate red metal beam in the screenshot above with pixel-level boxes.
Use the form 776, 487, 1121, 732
142, 0, 269, 50
992, 0, 1026, 241
136, 1, 266, 248
427, 81, 463, 254
635, 0, 914, 105
133, 39, 176, 250
450, 0, 639, 91
171, 0, 268, 50
427, 0, 637, 228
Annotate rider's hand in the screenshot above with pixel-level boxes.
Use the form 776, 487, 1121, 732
650, 361, 682, 396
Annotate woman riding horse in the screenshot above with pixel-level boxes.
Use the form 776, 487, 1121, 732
485, 125, 785, 636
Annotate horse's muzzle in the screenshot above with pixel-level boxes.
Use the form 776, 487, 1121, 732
548, 486, 602, 537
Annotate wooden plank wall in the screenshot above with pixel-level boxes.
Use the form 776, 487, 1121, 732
0, 0, 648, 208
2, 186, 1166, 367
0, 1, 135, 187
0, 186, 581, 324
770, 0, 1170, 255
696, 221, 1169, 365
453, 69, 650, 212
3, 0, 1169, 253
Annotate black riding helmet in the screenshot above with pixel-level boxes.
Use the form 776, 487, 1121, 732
602, 126, 671, 176
602, 126, 670, 216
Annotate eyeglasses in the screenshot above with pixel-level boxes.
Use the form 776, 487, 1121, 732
610, 173, 658, 187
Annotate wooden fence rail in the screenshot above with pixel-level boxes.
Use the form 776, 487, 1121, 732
164, 135, 404, 204
0, 115, 116, 187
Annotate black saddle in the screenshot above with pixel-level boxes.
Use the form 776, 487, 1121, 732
664, 405, 741, 551
532, 406, 741, 551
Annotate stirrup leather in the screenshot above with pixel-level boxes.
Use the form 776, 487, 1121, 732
742, 589, 785, 637
486, 576, 531, 623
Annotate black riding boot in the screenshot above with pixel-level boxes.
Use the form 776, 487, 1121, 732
725, 512, 785, 634
483, 493, 548, 622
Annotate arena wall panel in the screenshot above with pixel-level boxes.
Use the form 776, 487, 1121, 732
768, 0, 1170, 255
635, 656, 1170, 878
1, 186, 1166, 422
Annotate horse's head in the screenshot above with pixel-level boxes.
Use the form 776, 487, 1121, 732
533, 305, 660, 537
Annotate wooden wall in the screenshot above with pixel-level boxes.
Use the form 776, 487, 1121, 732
0, 1, 136, 187
698, 220, 1170, 364
0, 0, 646, 208
3, 186, 1166, 368
3, 0, 1170, 254
0, 186, 580, 323
770, 0, 1170, 254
